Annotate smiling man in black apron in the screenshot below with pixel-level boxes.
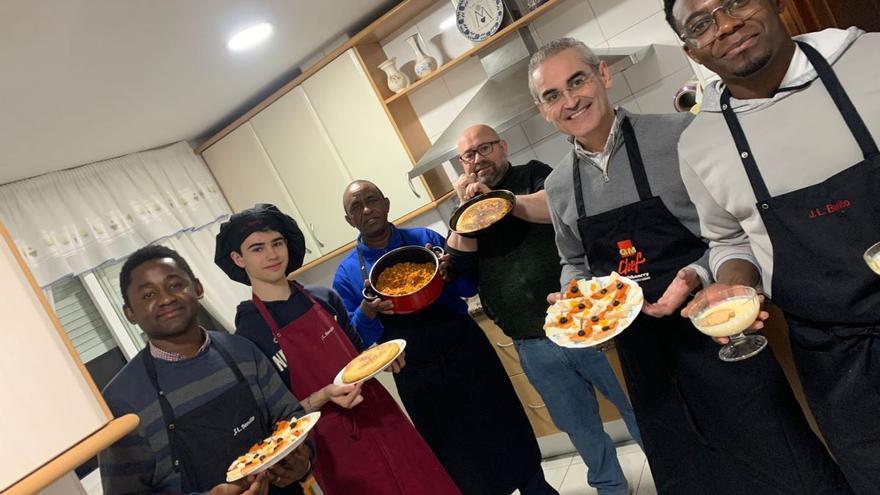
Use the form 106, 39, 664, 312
446, 124, 642, 495
530, 37, 851, 494
99, 245, 311, 495
333, 180, 552, 495
667, 1, 880, 492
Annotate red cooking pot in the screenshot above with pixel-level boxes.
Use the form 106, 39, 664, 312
362, 245, 445, 314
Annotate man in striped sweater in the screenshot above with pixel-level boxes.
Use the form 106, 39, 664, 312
99, 245, 311, 495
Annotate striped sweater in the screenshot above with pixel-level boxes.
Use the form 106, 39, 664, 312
98, 331, 302, 494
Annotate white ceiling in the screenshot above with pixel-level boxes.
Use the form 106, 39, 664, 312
0, 0, 395, 185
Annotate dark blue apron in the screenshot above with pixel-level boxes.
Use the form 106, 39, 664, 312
143, 338, 284, 493
356, 232, 543, 495
573, 116, 850, 494
719, 40, 880, 494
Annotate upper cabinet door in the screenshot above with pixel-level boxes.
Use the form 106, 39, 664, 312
303, 49, 428, 220
251, 87, 355, 253
201, 123, 320, 263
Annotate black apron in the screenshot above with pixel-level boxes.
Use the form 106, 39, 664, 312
356, 241, 542, 495
719, 41, 880, 494
143, 338, 276, 493
573, 116, 851, 494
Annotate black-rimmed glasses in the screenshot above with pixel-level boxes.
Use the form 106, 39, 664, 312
458, 140, 501, 163
678, 0, 764, 49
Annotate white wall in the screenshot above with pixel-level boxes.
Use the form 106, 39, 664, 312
373, 0, 700, 171
296, 0, 710, 285
296, 204, 453, 288
39, 472, 88, 495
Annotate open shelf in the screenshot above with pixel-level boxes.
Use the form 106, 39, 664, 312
381, 0, 564, 105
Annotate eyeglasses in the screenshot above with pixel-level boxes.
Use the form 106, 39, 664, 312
458, 140, 501, 163
537, 69, 598, 108
679, 0, 764, 48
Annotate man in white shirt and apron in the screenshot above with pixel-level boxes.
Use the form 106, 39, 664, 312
533, 36, 850, 494
666, 0, 880, 492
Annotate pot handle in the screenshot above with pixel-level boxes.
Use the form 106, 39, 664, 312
431, 245, 445, 258
362, 285, 381, 302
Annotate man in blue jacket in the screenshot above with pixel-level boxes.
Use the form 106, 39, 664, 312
333, 180, 554, 495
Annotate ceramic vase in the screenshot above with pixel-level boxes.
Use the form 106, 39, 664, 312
406, 34, 438, 79
378, 58, 410, 94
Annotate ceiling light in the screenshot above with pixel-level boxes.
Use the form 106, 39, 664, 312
227, 22, 273, 52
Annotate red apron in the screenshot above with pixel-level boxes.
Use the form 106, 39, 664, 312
251, 284, 460, 495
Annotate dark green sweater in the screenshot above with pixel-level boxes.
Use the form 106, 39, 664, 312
450, 161, 561, 339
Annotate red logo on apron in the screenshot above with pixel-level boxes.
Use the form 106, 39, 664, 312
617, 240, 636, 257
808, 199, 852, 219
617, 239, 647, 275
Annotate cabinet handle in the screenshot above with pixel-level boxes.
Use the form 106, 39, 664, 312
406, 174, 422, 199
305, 246, 313, 254
308, 223, 325, 248
495, 341, 514, 348
527, 402, 547, 410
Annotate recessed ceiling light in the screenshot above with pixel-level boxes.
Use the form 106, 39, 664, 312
227, 22, 273, 52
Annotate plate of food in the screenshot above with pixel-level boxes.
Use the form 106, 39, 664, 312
543, 272, 644, 348
226, 412, 320, 482
449, 190, 515, 237
333, 339, 406, 386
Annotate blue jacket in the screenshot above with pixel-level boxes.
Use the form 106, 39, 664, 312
332, 226, 478, 346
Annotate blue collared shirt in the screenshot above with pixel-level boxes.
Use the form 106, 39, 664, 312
332, 226, 478, 346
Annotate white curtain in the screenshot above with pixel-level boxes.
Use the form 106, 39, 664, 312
160, 223, 251, 332
0, 142, 229, 287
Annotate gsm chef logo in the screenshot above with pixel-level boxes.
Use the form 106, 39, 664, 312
618, 240, 637, 257
617, 239, 648, 276
808, 199, 852, 219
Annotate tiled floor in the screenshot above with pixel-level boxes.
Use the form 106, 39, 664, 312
513, 443, 656, 495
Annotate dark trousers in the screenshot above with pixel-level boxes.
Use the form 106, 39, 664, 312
616, 315, 851, 494
787, 315, 880, 495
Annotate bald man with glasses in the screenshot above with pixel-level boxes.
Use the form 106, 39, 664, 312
447, 124, 641, 495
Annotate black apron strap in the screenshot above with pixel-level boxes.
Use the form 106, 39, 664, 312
572, 148, 588, 219
210, 338, 247, 383
142, 350, 182, 471
356, 228, 410, 283
719, 89, 773, 204
797, 41, 880, 159
356, 244, 369, 283
620, 117, 653, 200
721, 41, 880, 205
572, 115, 655, 215
142, 335, 248, 472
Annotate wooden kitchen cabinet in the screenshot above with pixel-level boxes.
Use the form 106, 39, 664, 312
202, 49, 431, 261
782, 0, 880, 34
509, 373, 560, 438
250, 87, 355, 253
474, 313, 630, 438
200, 123, 321, 264
302, 49, 429, 220
196, 0, 575, 273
